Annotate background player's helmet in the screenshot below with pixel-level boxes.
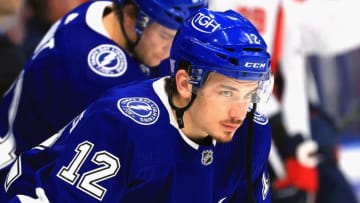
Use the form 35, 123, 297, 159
115, 0, 208, 35
170, 8, 273, 103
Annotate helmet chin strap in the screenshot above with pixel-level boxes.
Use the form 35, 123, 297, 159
246, 103, 257, 203
168, 91, 197, 129
114, 6, 140, 53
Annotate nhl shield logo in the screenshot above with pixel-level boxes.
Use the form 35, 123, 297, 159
201, 150, 213, 166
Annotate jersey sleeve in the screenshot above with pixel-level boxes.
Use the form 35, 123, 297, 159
253, 164, 271, 202
4, 99, 130, 202
280, 1, 311, 139
0, 42, 60, 172
252, 119, 272, 202
227, 115, 272, 202
226, 162, 271, 203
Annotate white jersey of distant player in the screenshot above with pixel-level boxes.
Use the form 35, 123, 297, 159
276, 0, 360, 136
289, 0, 360, 56
209, 0, 280, 54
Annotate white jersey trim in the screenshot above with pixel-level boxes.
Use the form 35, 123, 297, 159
86, 1, 112, 38
153, 77, 201, 150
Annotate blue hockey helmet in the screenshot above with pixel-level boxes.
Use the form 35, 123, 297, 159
115, 0, 208, 35
170, 8, 273, 103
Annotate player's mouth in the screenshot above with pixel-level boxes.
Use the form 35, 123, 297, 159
221, 123, 240, 132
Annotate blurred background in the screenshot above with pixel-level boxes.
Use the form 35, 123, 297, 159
0, 0, 86, 95
310, 46, 360, 202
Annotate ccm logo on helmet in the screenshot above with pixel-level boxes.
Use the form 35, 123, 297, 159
191, 12, 220, 33
244, 62, 267, 69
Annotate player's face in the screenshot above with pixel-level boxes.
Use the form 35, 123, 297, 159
189, 73, 258, 143
134, 23, 176, 67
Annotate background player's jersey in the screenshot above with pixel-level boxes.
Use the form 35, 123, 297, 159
289, 0, 360, 56
4, 77, 272, 203
0, 0, 149, 170
282, 0, 360, 132
210, 0, 280, 53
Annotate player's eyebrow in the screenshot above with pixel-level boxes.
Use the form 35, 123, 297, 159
246, 87, 258, 96
161, 30, 176, 39
218, 83, 258, 92
219, 84, 239, 91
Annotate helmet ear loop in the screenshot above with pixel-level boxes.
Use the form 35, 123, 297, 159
191, 71, 211, 95
135, 11, 153, 36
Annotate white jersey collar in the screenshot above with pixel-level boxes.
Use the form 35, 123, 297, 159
85, 1, 112, 38
153, 77, 217, 150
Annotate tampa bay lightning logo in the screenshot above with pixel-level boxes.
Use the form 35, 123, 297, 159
117, 97, 160, 125
88, 44, 127, 77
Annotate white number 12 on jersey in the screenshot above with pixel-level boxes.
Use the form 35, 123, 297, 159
57, 141, 120, 201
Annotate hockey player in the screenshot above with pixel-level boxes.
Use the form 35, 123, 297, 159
210, 0, 359, 202
0, 0, 207, 181
3, 8, 273, 202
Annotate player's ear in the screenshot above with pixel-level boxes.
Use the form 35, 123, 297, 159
175, 69, 192, 99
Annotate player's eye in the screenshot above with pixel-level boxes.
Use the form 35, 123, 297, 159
244, 91, 257, 100
220, 90, 233, 97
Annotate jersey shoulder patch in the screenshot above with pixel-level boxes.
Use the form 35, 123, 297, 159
117, 97, 160, 125
87, 44, 127, 77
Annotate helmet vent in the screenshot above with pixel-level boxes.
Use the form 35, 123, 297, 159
216, 53, 226, 59
215, 53, 239, 66
243, 47, 263, 52
229, 58, 239, 66
225, 47, 235, 52
165, 10, 183, 23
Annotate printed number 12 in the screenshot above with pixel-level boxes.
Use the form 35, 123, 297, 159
56, 141, 120, 201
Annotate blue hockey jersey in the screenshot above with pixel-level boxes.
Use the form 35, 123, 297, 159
3, 77, 271, 202
0, 0, 151, 170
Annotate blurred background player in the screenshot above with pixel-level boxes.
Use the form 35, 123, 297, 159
21, 0, 87, 59
0, 0, 208, 193
210, 0, 360, 202
1, 0, 85, 96
0, 0, 26, 96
